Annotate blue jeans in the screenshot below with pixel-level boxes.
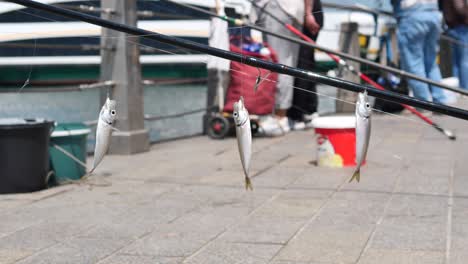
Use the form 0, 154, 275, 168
397, 11, 447, 104
448, 25, 468, 90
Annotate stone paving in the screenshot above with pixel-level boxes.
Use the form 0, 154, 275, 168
1, 112, 468, 264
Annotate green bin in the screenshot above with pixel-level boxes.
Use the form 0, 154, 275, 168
49, 123, 91, 183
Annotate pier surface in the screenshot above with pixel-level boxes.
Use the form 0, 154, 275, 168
1, 113, 468, 264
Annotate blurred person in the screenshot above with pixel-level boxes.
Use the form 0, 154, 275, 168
391, 0, 448, 105
206, 0, 230, 127
439, 0, 468, 90
252, 0, 320, 136
288, 0, 323, 130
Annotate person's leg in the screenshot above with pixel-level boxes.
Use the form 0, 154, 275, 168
424, 13, 446, 104
255, 1, 302, 135
449, 26, 468, 90
217, 70, 230, 110
451, 41, 460, 81
289, 33, 318, 121
288, 0, 321, 125
261, 1, 300, 116
397, 17, 432, 102
206, 68, 219, 109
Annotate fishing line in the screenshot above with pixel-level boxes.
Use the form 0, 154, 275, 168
164, 0, 466, 96
228, 67, 426, 126
254, 67, 272, 92
8, 3, 332, 72
155, 0, 332, 72
7, 0, 468, 124
50, 143, 88, 169
10, 8, 196, 56
240, 16, 245, 100
242, 0, 458, 139
106, 82, 110, 99
0, 5, 418, 127
16, 38, 35, 93
5, 6, 208, 125
6, 6, 196, 92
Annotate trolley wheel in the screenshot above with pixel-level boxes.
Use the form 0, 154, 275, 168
207, 115, 231, 139
250, 120, 259, 135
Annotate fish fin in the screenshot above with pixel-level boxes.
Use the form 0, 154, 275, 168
110, 126, 120, 132
349, 169, 360, 183
245, 176, 253, 191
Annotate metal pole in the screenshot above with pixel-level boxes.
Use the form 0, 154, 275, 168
100, 0, 149, 154
6, 0, 468, 122
336, 22, 360, 113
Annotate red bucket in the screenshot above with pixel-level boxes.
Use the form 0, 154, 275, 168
312, 116, 360, 167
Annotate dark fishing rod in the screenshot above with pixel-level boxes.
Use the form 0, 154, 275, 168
441, 34, 468, 48
247, 0, 456, 140
6, 0, 468, 127
161, 0, 467, 97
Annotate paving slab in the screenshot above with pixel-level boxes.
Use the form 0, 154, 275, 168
0, 249, 34, 264
357, 249, 444, 264
98, 255, 182, 264
15, 237, 130, 264
274, 226, 372, 263
183, 242, 282, 264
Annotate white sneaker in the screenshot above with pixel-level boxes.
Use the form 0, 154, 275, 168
258, 115, 281, 137
277, 117, 290, 134
303, 112, 319, 129
258, 115, 289, 137
290, 120, 306, 131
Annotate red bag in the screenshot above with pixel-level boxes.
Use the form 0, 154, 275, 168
224, 43, 278, 115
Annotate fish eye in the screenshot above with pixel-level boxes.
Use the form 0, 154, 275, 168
233, 112, 238, 117
365, 103, 370, 108
111, 110, 116, 115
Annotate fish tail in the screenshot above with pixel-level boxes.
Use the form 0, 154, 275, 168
245, 176, 253, 191
349, 169, 360, 183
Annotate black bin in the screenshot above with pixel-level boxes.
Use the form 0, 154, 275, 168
0, 118, 54, 194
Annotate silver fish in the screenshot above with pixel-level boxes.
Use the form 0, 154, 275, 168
90, 97, 117, 173
350, 90, 372, 183
233, 96, 253, 190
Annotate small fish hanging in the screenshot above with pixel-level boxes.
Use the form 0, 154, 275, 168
233, 96, 253, 190
90, 97, 117, 173
350, 90, 372, 183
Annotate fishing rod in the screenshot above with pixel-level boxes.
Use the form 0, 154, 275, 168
160, 0, 467, 97
6, 0, 468, 126
246, 0, 456, 140
441, 34, 468, 48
